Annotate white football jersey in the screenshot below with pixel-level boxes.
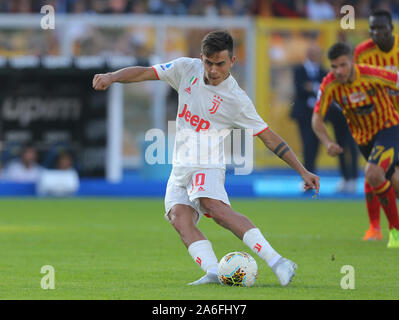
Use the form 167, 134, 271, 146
152, 57, 268, 185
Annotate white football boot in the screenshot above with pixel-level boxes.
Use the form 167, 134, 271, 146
271, 257, 297, 286
188, 272, 219, 285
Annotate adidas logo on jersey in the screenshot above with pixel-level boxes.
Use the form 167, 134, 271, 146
184, 76, 198, 94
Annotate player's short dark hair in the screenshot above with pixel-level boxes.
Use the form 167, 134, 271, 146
201, 30, 234, 58
370, 9, 393, 26
327, 42, 353, 60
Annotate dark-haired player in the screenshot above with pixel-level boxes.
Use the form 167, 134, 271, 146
312, 42, 399, 248
93, 30, 320, 285
354, 9, 399, 241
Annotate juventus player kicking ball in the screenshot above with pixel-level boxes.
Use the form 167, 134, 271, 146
93, 31, 320, 286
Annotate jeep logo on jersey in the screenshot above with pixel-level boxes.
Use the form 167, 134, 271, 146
209, 95, 223, 114
178, 104, 210, 132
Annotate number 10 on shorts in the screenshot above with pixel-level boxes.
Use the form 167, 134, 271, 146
190, 173, 206, 194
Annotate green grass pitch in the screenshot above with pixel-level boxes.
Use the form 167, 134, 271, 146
0, 198, 397, 300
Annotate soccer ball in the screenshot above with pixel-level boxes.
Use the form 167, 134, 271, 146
217, 251, 258, 287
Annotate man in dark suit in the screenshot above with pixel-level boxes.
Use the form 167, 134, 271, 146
291, 45, 359, 192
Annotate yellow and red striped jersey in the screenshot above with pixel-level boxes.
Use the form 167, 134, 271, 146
314, 64, 399, 145
355, 35, 399, 111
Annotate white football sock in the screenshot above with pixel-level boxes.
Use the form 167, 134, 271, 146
188, 240, 218, 274
243, 228, 281, 268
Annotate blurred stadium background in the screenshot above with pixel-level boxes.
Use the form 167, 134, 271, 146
0, 0, 395, 199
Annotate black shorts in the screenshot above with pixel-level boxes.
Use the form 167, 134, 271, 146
359, 125, 399, 180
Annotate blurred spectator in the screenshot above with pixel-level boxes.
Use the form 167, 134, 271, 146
189, 0, 219, 16
372, 0, 394, 12
147, 0, 188, 15
392, 0, 399, 21
252, 0, 272, 16
56, 152, 74, 170
291, 45, 326, 173
147, 0, 163, 13
129, 0, 148, 13
272, 0, 306, 17
235, 0, 255, 16
17, 0, 32, 13
306, 0, 335, 20
219, 0, 253, 16
162, 0, 188, 15
68, 0, 88, 13
2, 144, 42, 183
0, 0, 10, 12
36, 152, 80, 196
219, 2, 234, 16
104, 0, 128, 13
90, 0, 109, 13
352, 0, 373, 18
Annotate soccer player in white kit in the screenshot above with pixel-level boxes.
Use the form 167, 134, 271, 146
93, 30, 320, 286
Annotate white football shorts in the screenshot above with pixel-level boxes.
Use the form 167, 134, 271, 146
164, 168, 231, 224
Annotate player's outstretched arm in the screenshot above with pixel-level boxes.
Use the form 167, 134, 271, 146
92, 66, 158, 91
311, 112, 343, 156
257, 129, 320, 193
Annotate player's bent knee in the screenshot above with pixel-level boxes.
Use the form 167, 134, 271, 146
392, 167, 399, 198
168, 205, 197, 230
392, 179, 399, 198
365, 164, 386, 187
200, 198, 228, 225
